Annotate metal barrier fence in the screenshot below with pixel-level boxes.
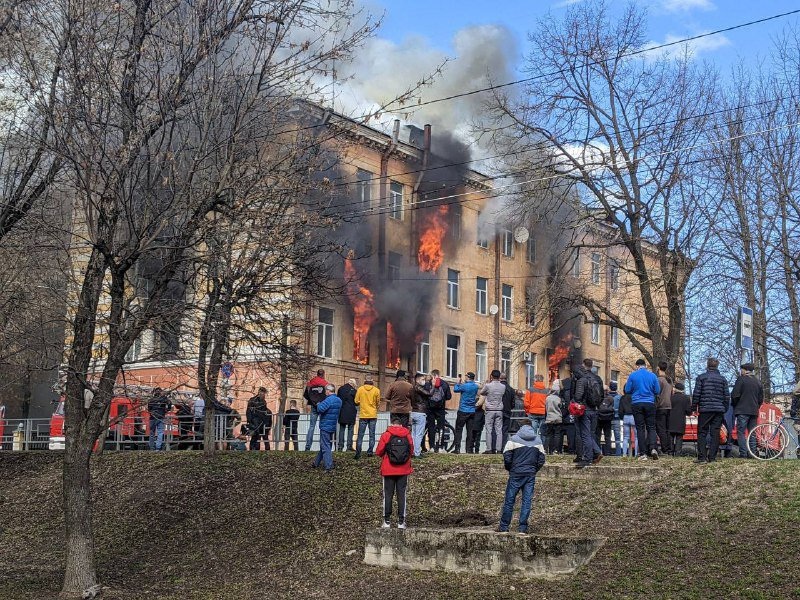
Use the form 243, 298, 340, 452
0, 411, 520, 452
0, 419, 52, 451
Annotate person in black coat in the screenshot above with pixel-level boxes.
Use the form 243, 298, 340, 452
500, 373, 516, 447
731, 363, 764, 458
246, 387, 273, 451
559, 373, 579, 456
691, 357, 730, 463
337, 379, 358, 451
668, 382, 692, 456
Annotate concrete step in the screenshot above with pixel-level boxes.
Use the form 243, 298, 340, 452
489, 462, 658, 482
364, 527, 605, 579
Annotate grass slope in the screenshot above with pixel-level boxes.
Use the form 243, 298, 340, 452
0, 452, 798, 599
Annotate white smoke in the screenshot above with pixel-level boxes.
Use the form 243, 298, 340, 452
334, 23, 518, 144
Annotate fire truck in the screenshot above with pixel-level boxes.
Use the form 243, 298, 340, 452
48, 385, 197, 451
683, 402, 782, 451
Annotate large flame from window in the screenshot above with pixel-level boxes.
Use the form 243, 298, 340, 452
386, 322, 401, 369
548, 333, 573, 383
344, 257, 377, 364
417, 204, 449, 272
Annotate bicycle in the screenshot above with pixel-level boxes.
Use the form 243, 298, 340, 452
429, 419, 456, 453
746, 415, 799, 460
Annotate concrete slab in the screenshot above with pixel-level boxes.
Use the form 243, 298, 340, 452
364, 527, 605, 579
489, 463, 658, 482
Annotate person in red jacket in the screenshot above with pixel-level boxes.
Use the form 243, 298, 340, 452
376, 417, 414, 529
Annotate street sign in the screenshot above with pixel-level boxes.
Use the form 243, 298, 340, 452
737, 306, 753, 350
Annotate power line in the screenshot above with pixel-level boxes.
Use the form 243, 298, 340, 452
382, 9, 800, 114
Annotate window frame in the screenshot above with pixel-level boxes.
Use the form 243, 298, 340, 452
447, 268, 460, 309
524, 357, 536, 390
610, 260, 620, 291
526, 236, 536, 263
476, 277, 488, 315
500, 345, 513, 380
571, 249, 581, 278
445, 334, 460, 379
417, 333, 430, 374
450, 202, 462, 240
475, 341, 488, 383
316, 307, 334, 358
501, 283, 513, 322
611, 326, 619, 349
389, 180, 404, 220
502, 227, 514, 257
591, 252, 601, 285
356, 169, 372, 210
591, 318, 600, 345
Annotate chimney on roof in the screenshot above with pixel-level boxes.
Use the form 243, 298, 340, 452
404, 125, 426, 149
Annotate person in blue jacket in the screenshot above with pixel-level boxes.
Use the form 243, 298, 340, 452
312, 384, 342, 472
623, 359, 661, 461
496, 419, 546, 534
453, 372, 479, 453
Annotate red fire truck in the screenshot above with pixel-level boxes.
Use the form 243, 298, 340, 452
48, 386, 194, 450
684, 402, 782, 448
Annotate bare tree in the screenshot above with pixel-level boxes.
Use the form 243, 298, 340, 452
485, 0, 718, 374
34, 1, 393, 596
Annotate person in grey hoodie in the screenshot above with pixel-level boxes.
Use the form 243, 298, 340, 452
544, 379, 563, 454
479, 370, 506, 454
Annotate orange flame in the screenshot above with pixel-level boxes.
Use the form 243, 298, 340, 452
344, 258, 377, 364
386, 322, 401, 369
417, 205, 449, 272
548, 333, 574, 383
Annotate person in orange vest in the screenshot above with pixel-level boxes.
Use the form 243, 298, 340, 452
523, 374, 549, 436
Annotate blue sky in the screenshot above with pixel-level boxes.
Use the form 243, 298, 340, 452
372, 0, 800, 76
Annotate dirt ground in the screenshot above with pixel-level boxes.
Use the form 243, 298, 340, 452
0, 451, 797, 599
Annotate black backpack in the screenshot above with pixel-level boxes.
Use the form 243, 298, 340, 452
386, 434, 411, 465
584, 375, 604, 409
597, 393, 615, 420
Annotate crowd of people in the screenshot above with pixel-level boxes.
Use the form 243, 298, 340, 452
138, 359, 793, 530
145, 356, 777, 466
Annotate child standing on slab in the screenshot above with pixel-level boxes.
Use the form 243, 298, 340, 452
496, 418, 545, 534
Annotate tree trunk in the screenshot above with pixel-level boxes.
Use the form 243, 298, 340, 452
60, 438, 96, 599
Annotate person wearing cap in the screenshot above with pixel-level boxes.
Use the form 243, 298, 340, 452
453, 372, 479, 453
386, 370, 413, 428
312, 384, 342, 472
623, 358, 661, 461
303, 368, 330, 452
668, 381, 692, 455
354, 377, 381, 459
731, 363, 764, 459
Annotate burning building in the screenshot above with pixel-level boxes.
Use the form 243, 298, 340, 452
299, 107, 669, 405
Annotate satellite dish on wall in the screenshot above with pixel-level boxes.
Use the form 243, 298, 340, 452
514, 226, 530, 243
489, 304, 499, 315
